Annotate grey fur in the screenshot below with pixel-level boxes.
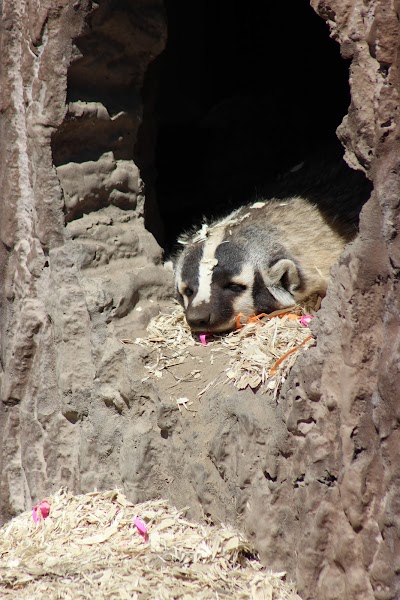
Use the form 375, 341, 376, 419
174, 196, 356, 333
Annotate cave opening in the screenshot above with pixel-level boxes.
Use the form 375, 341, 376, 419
51, 0, 371, 257
150, 0, 364, 254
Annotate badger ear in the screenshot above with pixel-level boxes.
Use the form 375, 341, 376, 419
269, 258, 301, 293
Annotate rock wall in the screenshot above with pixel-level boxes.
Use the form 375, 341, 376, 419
0, 0, 171, 518
0, 0, 282, 539
247, 1, 400, 598
1, 1, 400, 599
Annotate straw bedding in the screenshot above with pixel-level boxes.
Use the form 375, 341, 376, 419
133, 301, 318, 399
0, 489, 301, 599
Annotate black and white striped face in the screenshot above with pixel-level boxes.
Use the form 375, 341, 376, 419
175, 227, 299, 333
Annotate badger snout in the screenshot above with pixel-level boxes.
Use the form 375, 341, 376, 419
185, 301, 238, 333
185, 304, 211, 331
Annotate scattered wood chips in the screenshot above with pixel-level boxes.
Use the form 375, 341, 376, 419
0, 489, 301, 599
133, 301, 318, 398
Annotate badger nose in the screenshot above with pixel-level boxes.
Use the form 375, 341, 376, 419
186, 305, 211, 330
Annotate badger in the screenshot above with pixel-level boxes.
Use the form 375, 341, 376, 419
174, 196, 355, 333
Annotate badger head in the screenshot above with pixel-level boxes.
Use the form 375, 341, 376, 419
174, 225, 303, 333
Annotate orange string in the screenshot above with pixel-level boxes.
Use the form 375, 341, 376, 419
287, 313, 300, 321
266, 308, 295, 319
270, 335, 313, 376
235, 309, 299, 330
246, 313, 268, 324
235, 313, 246, 329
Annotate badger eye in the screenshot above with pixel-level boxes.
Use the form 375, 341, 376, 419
225, 283, 247, 293
184, 287, 194, 297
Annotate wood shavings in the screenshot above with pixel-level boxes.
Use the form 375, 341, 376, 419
135, 307, 196, 380
214, 309, 315, 396
133, 300, 317, 397
0, 489, 301, 599
176, 397, 196, 412
197, 378, 218, 398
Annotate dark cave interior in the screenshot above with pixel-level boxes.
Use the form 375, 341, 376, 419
52, 0, 371, 252
152, 0, 367, 253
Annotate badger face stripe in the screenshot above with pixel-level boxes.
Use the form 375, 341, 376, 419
175, 242, 205, 308
181, 289, 190, 309
231, 263, 256, 317
191, 227, 227, 308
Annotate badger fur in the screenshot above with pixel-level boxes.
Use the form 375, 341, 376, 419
174, 196, 355, 333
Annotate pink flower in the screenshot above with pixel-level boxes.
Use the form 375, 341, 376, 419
299, 315, 314, 327
32, 499, 50, 523
134, 516, 148, 542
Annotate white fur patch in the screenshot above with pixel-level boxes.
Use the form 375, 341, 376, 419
231, 264, 255, 317
191, 227, 226, 308
176, 275, 189, 309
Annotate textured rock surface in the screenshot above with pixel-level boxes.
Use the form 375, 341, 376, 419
246, 2, 400, 599
0, 0, 171, 519
1, 1, 400, 599
0, 0, 281, 537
